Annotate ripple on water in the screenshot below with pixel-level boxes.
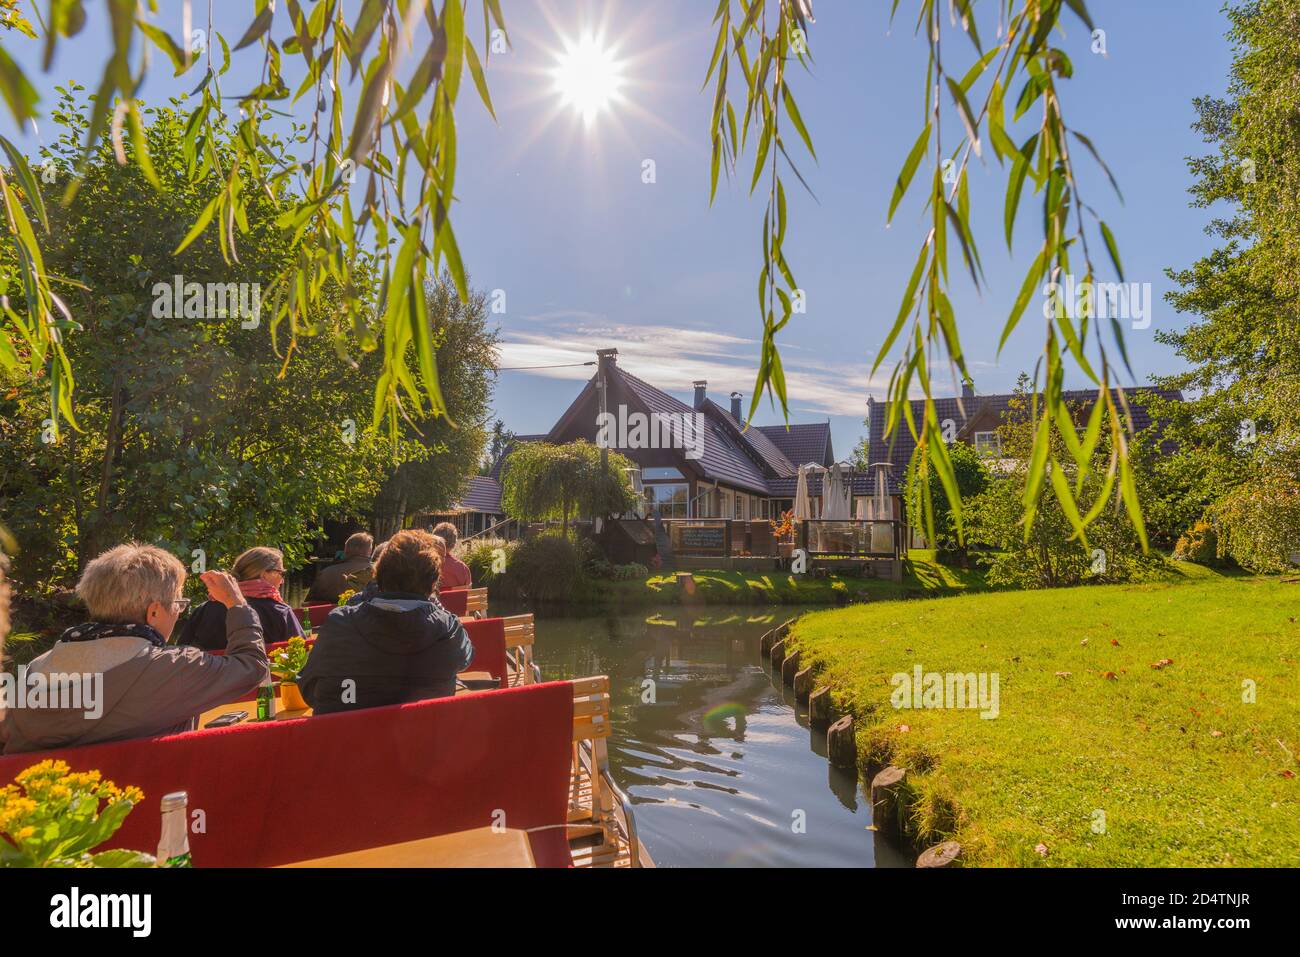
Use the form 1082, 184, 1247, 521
529, 605, 913, 868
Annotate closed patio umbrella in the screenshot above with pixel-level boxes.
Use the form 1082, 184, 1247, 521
793, 464, 812, 521
823, 462, 850, 520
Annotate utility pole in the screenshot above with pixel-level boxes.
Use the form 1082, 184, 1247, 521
596, 348, 617, 471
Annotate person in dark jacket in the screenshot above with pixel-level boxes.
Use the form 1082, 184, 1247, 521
298, 529, 472, 715
178, 546, 305, 652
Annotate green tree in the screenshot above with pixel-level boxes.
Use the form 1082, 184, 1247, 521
480, 419, 514, 476
908, 439, 990, 564
500, 441, 639, 538
0, 91, 397, 588
965, 380, 1163, 589
1151, 0, 1300, 572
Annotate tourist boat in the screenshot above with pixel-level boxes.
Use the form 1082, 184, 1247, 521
0, 587, 652, 869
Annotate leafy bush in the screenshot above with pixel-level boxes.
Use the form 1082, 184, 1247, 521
610, 563, 648, 581
1212, 472, 1300, 573
463, 538, 517, 586
966, 472, 1165, 589
907, 440, 991, 563
506, 534, 585, 602
1173, 521, 1219, 565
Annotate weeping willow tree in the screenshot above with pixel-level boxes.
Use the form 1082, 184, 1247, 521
0, 0, 1133, 564
500, 441, 639, 539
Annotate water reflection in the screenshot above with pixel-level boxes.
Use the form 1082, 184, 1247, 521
519, 605, 912, 868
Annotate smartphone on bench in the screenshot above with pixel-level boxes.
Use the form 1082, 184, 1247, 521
205, 710, 249, 728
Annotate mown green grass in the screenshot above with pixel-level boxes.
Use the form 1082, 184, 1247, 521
788, 573, 1300, 866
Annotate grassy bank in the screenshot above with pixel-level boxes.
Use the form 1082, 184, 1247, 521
786, 571, 1299, 866
577, 551, 989, 608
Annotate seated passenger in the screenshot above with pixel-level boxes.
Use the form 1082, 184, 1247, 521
307, 532, 375, 603
344, 542, 387, 606
179, 546, 305, 652
432, 522, 472, 590
1, 545, 267, 754
298, 530, 472, 715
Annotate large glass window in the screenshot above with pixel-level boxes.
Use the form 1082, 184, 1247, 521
645, 483, 689, 519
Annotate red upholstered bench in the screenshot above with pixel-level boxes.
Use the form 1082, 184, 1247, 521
438, 588, 468, 616
0, 682, 577, 867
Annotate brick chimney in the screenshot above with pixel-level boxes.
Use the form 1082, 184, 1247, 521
961, 381, 974, 399
730, 392, 743, 420
693, 380, 708, 410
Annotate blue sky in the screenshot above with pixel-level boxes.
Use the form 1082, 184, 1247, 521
1, 1, 1235, 458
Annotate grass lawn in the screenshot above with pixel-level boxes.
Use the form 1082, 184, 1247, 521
787, 572, 1300, 866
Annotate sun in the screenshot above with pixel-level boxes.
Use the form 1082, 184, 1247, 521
551, 33, 625, 125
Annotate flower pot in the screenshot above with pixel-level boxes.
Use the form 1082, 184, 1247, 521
279, 680, 308, 712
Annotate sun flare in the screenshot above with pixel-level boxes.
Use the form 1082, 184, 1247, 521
552, 34, 625, 125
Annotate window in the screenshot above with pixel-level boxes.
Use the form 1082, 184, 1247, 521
733, 493, 745, 520
645, 483, 689, 519
642, 467, 685, 480
974, 431, 1001, 457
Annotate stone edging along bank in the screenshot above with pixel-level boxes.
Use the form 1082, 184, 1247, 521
760, 615, 965, 869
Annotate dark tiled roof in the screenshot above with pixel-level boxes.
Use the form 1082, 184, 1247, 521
617, 370, 771, 495
701, 398, 796, 478
755, 423, 833, 469
456, 476, 503, 514
866, 387, 1185, 472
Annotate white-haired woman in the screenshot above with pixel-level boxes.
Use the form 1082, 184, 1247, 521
179, 546, 306, 652
1, 543, 268, 754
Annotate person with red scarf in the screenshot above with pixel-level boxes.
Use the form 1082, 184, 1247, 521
178, 546, 306, 652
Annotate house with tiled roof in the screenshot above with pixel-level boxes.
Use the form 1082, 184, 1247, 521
501, 349, 848, 523
862, 383, 1185, 511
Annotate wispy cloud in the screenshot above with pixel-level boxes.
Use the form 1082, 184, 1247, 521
498, 313, 890, 416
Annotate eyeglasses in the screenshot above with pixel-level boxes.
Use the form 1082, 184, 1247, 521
171, 598, 192, 613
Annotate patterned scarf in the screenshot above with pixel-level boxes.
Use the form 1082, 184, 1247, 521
238, 578, 285, 604
61, 621, 167, 648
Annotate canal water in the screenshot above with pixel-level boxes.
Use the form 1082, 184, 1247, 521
517, 604, 912, 868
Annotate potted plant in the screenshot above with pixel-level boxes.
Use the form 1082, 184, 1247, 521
771, 510, 797, 559
269, 635, 312, 711
0, 760, 154, 867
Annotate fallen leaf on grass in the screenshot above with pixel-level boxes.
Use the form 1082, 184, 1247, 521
1282, 770, 1296, 779
1034, 843, 1049, 857
1080, 638, 1089, 646
1110, 638, 1121, 646
1150, 658, 1174, 670
1055, 671, 1072, 678
896, 724, 911, 733
1210, 730, 1224, 738
1100, 671, 1118, 680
